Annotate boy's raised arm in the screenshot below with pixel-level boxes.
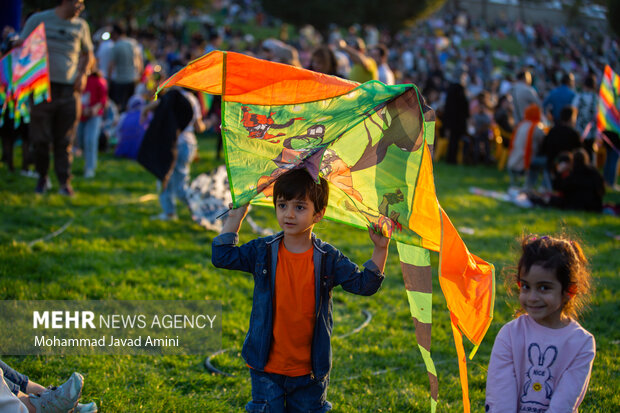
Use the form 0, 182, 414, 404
220, 204, 250, 234
368, 224, 390, 273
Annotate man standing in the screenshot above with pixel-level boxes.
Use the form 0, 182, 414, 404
107, 24, 142, 112
510, 70, 541, 124
543, 72, 576, 126
444, 66, 470, 164
21, 0, 94, 195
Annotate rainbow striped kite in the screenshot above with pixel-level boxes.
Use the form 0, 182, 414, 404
0, 22, 50, 127
158, 51, 494, 412
597, 65, 620, 135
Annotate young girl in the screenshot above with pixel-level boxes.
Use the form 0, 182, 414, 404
485, 235, 595, 412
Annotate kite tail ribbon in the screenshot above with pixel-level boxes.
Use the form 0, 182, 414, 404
450, 312, 470, 413
397, 242, 437, 413
438, 207, 495, 413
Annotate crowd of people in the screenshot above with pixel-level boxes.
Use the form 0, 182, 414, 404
1, 1, 619, 210
0, 2, 612, 411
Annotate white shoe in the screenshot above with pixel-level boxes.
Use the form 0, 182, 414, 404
75, 401, 98, 412
150, 213, 178, 221
29, 372, 83, 412
20, 169, 38, 178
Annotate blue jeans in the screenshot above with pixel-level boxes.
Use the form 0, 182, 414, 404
0, 359, 29, 395
77, 115, 102, 175
159, 138, 197, 216
526, 155, 551, 191
247, 369, 332, 413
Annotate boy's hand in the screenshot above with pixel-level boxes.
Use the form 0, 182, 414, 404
220, 203, 250, 234
368, 223, 390, 273
368, 223, 390, 249
227, 203, 249, 221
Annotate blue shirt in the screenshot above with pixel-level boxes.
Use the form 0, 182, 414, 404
543, 85, 575, 124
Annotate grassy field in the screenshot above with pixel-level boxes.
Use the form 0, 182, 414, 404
1, 134, 619, 412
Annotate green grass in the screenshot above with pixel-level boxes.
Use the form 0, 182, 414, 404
462, 36, 524, 56
1, 134, 619, 412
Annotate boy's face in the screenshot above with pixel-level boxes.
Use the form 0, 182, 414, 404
275, 195, 324, 238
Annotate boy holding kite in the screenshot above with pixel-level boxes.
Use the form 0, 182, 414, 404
212, 167, 390, 412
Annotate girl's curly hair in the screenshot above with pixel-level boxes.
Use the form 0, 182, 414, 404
507, 234, 592, 320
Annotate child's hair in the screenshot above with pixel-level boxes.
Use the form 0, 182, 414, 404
273, 168, 329, 213
510, 234, 592, 320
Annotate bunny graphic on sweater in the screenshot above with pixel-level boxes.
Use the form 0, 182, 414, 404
520, 343, 558, 408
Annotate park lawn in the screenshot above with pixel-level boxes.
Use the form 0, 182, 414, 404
1, 133, 618, 412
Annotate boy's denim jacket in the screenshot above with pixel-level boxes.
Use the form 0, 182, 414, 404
212, 231, 385, 379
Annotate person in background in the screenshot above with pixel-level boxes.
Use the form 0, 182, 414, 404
107, 24, 142, 112
571, 73, 598, 162
203, 30, 222, 55
543, 72, 576, 126
308, 46, 339, 77
494, 94, 515, 170
507, 104, 545, 189
554, 148, 605, 212
21, 0, 95, 196
541, 106, 582, 179
471, 91, 493, 164
261, 38, 302, 68
95, 30, 114, 79
511, 70, 541, 124
0, 360, 97, 412
601, 130, 620, 190
141, 88, 205, 221
114, 95, 148, 160
338, 37, 378, 83
444, 66, 470, 164
370, 44, 395, 85
76, 60, 107, 178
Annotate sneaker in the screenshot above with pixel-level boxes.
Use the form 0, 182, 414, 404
150, 212, 178, 221
84, 170, 95, 179
58, 184, 75, 197
29, 372, 83, 413
35, 177, 51, 194
75, 401, 98, 412
21, 169, 38, 178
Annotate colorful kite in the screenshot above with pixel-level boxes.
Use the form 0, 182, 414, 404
0, 22, 51, 127
157, 51, 494, 412
597, 65, 620, 135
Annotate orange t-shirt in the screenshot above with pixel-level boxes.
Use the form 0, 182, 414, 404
263, 242, 316, 376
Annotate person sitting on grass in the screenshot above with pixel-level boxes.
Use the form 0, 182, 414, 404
0, 359, 97, 412
552, 148, 605, 213
211, 168, 390, 412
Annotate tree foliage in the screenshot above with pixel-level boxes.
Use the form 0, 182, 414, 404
23, 0, 212, 27
609, 0, 620, 38
261, 0, 447, 33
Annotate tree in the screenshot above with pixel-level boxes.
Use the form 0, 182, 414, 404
23, 0, 212, 28
261, 0, 446, 34
609, 0, 620, 37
